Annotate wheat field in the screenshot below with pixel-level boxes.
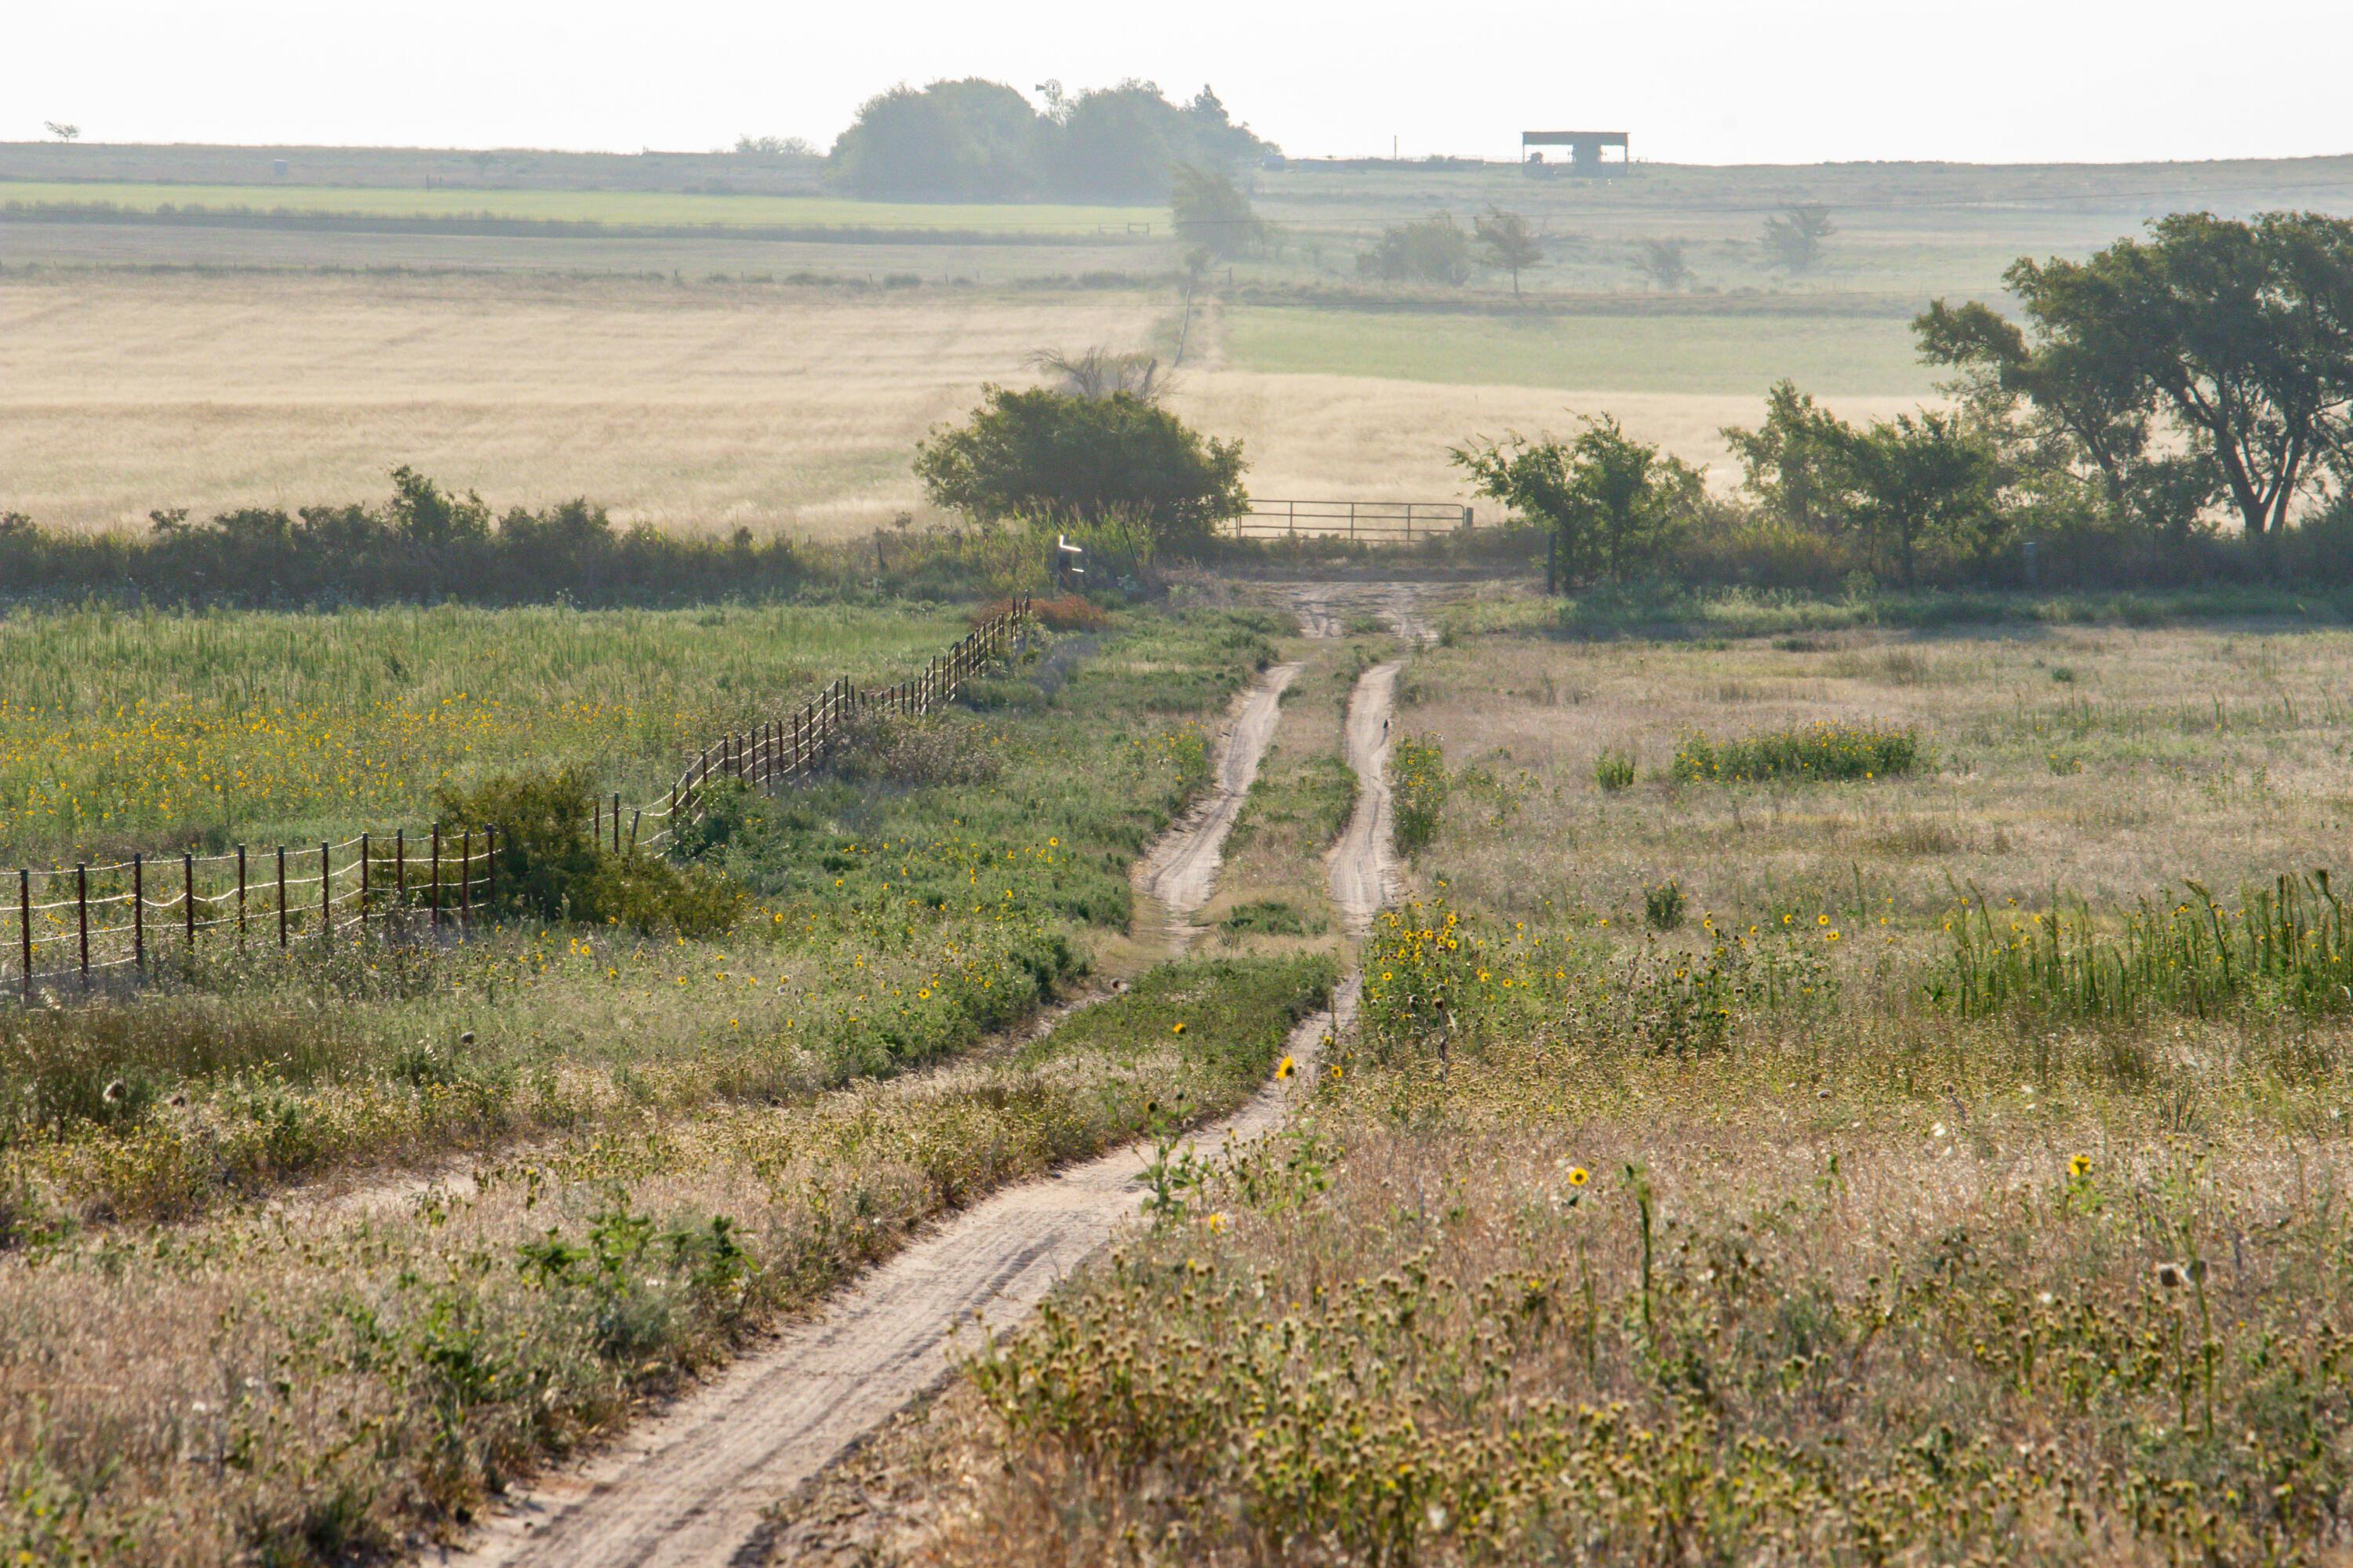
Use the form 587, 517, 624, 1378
0, 271, 1169, 537
2, 270, 1937, 534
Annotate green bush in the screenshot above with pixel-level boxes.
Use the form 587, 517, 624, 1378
1644, 879, 1686, 931
1594, 750, 1637, 792
1216, 900, 1323, 937
434, 766, 738, 937
1391, 736, 1449, 856
1671, 721, 1921, 784
912, 386, 1247, 552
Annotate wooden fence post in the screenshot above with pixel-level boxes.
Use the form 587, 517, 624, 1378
276, 846, 288, 948
132, 853, 144, 971
76, 864, 88, 984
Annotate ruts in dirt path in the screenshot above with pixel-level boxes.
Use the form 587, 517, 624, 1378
435, 656, 1355, 1568
1132, 660, 1300, 951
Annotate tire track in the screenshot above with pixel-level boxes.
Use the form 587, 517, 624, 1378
437, 656, 1355, 1568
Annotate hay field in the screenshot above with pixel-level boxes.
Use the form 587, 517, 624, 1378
0, 270, 1167, 536
1, 270, 1933, 534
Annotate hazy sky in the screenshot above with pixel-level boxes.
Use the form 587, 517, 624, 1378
10, 0, 2350, 167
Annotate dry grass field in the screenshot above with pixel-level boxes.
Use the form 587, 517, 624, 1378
0, 271, 1167, 536
0, 272, 1933, 533
791, 605, 2353, 1567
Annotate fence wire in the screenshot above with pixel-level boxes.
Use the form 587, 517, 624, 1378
5, 600, 1030, 997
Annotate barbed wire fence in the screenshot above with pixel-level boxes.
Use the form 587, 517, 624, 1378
7, 596, 1031, 1001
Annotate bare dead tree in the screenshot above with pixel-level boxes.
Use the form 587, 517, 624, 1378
1027, 346, 1173, 402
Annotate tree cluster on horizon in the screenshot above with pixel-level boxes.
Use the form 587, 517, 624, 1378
828, 78, 1275, 203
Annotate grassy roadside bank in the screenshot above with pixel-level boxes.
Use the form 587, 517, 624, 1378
0, 953, 1332, 1566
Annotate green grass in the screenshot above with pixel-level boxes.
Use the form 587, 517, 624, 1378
1224, 302, 1935, 396
1934, 872, 2353, 1022
1670, 719, 1922, 784
0, 601, 969, 864
0, 606, 1284, 1224
0, 180, 1163, 235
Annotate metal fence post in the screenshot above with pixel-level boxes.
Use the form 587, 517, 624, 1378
76, 864, 89, 984
184, 852, 196, 954
486, 826, 496, 910
320, 841, 330, 937
132, 853, 144, 971
459, 829, 471, 928
276, 847, 289, 948
20, 868, 31, 1002
613, 792, 621, 852
430, 827, 441, 931
360, 833, 369, 929
237, 846, 247, 948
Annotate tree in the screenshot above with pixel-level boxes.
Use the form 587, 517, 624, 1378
1474, 208, 1544, 297
1453, 416, 1703, 584
734, 134, 815, 157
1828, 410, 2002, 588
829, 78, 1274, 203
1915, 296, 2216, 548
1922, 212, 2353, 543
1027, 346, 1169, 402
1632, 237, 1691, 292
1762, 206, 1835, 273
1721, 380, 1851, 532
1359, 213, 1473, 286
44, 122, 79, 143
1172, 162, 1263, 258
829, 79, 1045, 199
914, 386, 1247, 551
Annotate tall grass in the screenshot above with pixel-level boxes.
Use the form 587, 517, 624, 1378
0, 600, 966, 861
1671, 719, 1921, 784
1934, 872, 2353, 1021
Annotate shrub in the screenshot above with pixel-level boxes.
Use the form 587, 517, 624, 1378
976, 593, 1105, 633
1216, 899, 1322, 937
913, 386, 1247, 553
1594, 750, 1637, 792
433, 766, 738, 936
1357, 213, 1473, 285
1454, 416, 1704, 585
1391, 736, 1449, 856
1671, 721, 1922, 784
1643, 879, 1686, 931
824, 715, 1002, 788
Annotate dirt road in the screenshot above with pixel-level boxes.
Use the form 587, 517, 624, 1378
438, 651, 1398, 1568
1330, 659, 1402, 936
1130, 660, 1300, 956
